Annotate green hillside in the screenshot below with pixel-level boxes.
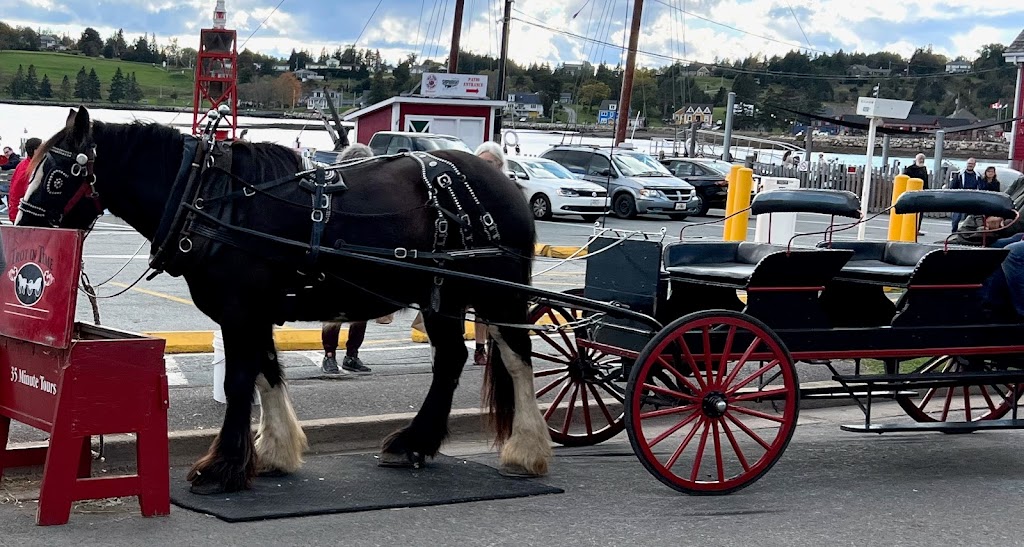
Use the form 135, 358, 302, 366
0, 51, 195, 107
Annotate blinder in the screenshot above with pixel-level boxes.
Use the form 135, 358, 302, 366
32, 145, 104, 226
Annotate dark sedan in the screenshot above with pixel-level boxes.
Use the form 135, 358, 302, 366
660, 158, 734, 216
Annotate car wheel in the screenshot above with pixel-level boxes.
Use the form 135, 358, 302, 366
613, 194, 637, 219
530, 194, 553, 220
694, 194, 711, 216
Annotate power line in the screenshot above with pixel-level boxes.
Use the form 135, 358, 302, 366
239, 0, 287, 50
648, 0, 825, 54
509, 12, 1006, 82
353, 0, 385, 47
784, 1, 814, 51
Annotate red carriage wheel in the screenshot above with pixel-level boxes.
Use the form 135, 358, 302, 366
626, 310, 799, 495
528, 289, 626, 446
895, 356, 1024, 425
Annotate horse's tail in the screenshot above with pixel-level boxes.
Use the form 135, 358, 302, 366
483, 339, 515, 445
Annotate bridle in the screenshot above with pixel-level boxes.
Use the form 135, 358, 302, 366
21, 145, 104, 227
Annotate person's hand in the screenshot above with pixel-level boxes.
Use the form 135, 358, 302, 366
985, 217, 1005, 230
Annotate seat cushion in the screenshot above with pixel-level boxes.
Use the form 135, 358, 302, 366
835, 260, 915, 285
666, 264, 757, 286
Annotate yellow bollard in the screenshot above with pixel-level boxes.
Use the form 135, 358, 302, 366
728, 168, 755, 241
887, 174, 910, 241
900, 177, 925, 242
723, 165, 742, 240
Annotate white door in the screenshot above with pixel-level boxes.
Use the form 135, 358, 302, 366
406, 116, 486, 151
455, 118, 485, 150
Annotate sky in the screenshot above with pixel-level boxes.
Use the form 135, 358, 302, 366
11, 0, 1024, 69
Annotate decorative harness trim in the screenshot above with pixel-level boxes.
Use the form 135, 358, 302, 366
20, 145, 102, 226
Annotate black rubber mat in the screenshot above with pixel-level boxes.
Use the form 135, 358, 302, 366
170, 453, 563, 522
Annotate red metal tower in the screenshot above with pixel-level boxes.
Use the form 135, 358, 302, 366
191, 0, 237, 140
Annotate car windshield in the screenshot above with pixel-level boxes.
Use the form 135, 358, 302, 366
521, 160, 577, 180
613, 152, 672, 177
413, 137, 473, 153
697, 162, 732, 177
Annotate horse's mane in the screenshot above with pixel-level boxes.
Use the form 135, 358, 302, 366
31, 120, 187, 173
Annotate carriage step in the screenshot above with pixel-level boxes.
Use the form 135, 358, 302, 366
840, 419, 1024, 434
801, 389, 916, 400
833, 371, 1024, 390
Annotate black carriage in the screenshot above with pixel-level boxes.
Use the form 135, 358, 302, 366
527, 188, 1024, 494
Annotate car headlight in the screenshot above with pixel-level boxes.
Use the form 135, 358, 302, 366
556, 187, 580, 197
639, 189, 664, 198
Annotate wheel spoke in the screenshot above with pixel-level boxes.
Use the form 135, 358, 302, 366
596, 380, 626, 403
730, 387, 791, 403
656, 357, 702, 395
534, 366, 568, 377
720, 419, 751, 472
537, 374, 569, 398
726, 359, 782, 395
561, 384, 580, 435
702, 326, 714, 386
721, 337, 763, 388
640, 404, 698, 420
665, 418, 703, 469
648, 408, 700, 448
940, 386, 954, 422
537, 331, 574, 361
964, 386, 973, 422
918, 387, 939, 409
546, 309, 577, 356
979, 385, 998, 413
581, 382, 593, 436
672, 335, 707, 391
729, 405, 786, 423
544, 379, 574, 421
712, 421, 725, 483
716, 326, 737, 385
642, 383, 699, 403
587, 383, 617, 425
725, 412, 771, 451
690, 421, 712, 482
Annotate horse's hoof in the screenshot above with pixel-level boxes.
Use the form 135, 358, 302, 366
498, 463, 540, 478
378, 451, 425, 468
257, 467, 288, 478
189, 481, 227, 496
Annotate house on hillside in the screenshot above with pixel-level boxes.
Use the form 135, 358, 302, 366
945, 60, 972, 74
558, 92, 572, 103
561, 63, 585, 75
846, 64, 892, 78
597, 100, 618, 125
38, 34, 61, 51
507, 93, 544, 119
294, 69, 325, 82
306, 89, 342, 111
681, 65, 711, 77
672, 104, 714, 126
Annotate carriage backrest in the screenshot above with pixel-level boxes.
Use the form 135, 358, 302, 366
750, 188, 861, 219
585, 236, 663, 316
895, 189, 1016, 217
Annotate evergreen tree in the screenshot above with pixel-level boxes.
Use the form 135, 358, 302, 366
39, 74, 52, 99
9, 65, 24, 99
59, 75, 72, 101
108, 67, 127, 103
74, 66, 89, 100
23, 64, 38, 99
125, 72, 143, 103
87, 68, 102, 101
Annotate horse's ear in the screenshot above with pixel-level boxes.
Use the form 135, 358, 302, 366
65, 108, 78, 128
71, 107, 91, 142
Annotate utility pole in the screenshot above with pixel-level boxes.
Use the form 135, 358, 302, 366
493, 0, 512, 142
614, 0, 643, 146
448, 0, 465, 74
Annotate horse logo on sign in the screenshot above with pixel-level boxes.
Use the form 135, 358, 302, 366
7, 263, 52, 307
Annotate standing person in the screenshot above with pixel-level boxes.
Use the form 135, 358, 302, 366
949, 157, 981, 232
0, 146, 20, 171
321, 143, 378, 375
7, 137, 41, 223
980, 166, 1001, 192
903, 153, 930, 236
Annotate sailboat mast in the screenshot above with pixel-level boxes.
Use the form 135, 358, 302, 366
614, 0, 644, 145
494, 0, 513, 141
448, 0, 466, 73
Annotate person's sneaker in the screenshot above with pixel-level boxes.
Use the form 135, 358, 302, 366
321, 355, 340, 374
343, 355, 372, 374
473, 347, 488, 366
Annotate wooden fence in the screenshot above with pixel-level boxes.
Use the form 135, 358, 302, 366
752, 162, 953, 217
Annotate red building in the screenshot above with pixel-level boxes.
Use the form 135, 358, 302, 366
343, 96, 507, 151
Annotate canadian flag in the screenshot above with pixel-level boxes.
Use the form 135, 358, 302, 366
992, 101, 1003, 109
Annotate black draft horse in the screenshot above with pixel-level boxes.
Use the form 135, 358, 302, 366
19, 107, 552, 494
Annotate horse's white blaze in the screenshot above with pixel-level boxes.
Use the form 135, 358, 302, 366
254, 373, 308, 473
489, 328, 552, 475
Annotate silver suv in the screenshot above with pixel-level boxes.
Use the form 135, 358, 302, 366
540, 145, 699, 219
367, 131, 474, 156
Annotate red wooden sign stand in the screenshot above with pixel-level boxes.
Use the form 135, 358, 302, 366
0, 227, 169, 525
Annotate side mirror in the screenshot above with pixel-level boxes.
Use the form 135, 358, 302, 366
505, 170, 518, 181
600, 168, 616, 178
397, 148, 410, 153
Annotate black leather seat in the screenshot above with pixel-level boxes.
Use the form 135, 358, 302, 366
664, 242, 780, 287
818, 241, 934, 286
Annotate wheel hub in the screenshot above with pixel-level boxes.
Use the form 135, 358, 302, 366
702, 392, 728, 418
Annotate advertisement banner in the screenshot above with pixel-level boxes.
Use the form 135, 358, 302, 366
420, 72, 489, 98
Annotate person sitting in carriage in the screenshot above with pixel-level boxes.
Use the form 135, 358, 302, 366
951, 173, 1024, 247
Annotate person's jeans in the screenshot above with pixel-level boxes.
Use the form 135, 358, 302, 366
992, 233, 1024, 248
981, 240, 1024, 316
951, 212, 962, 233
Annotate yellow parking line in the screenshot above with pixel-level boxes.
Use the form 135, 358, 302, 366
108, 282, 194, 305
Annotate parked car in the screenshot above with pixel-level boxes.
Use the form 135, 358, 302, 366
659, 157, 736, 216
367, 131, 473, 156
505, 156, 608, 221
540, 145, 700, 220
993, 165, 1024, 193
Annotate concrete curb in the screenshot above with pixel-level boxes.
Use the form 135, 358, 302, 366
150, 328, 337, 354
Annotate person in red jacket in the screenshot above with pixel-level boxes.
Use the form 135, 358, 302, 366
7, 138, 41, 223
